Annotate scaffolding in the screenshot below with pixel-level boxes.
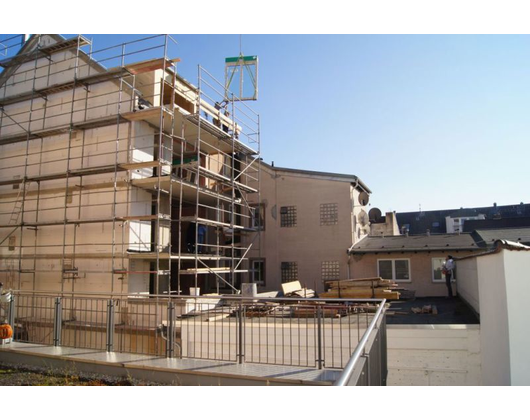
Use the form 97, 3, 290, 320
0, 34, 261, 296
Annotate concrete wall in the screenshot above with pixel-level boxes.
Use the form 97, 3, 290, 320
387, 325, 482, 385
456, 248, 530, 385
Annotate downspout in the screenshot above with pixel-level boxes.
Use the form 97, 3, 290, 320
348, 179, 360, 280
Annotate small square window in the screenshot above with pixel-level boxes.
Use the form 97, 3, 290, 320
320, 203, 338, 226
281, 262, 298, 283
280, 206, 297, 227
321, 261, 340, 281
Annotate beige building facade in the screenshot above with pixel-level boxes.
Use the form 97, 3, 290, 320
0, 34, 260, 296
245, 163, 371, 293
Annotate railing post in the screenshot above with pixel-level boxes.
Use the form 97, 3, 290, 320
166, 301, 175, 358
8, 294, 16, 331
317, 305, 323, 369
53, 297, 62, 347
381, 314, 388, 386
237, 302, 244, 364
106, 299, 115, 352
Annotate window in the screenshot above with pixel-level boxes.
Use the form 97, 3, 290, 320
432, 258, 456, 283
320, 203, 338, 225
251, 204, 265, 230
280, 206, 297, 227
281, 262, 298, 282
322, 261, 340, 282
251, 259, 265, 286
377, 259, 410, 282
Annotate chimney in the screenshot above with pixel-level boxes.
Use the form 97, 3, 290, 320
271, 161, 274, 167
426, 229, 430, 236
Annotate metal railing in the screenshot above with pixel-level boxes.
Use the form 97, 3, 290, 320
334, 299, 387, 386
2, 290, 387, 376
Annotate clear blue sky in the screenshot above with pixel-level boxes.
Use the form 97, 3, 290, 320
56, 35, 530, 212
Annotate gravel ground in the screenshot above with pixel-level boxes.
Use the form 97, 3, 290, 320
0, 363, 161, 386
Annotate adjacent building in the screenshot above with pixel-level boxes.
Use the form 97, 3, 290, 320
244, 163, 371, 293
348, 233, 480, 297
397, 202, 530, 235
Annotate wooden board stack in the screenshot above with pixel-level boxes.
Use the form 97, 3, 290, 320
320, 277, 401, 300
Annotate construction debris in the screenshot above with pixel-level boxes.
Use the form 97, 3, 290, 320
411, 305, 437, 315
320, 277, 401, 300
281, 281, 315, 298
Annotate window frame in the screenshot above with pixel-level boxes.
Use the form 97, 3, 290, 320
320, 203, 338, 226
250, 203, 265, 231
280, 205, 297, 228
250, 258, 266, 286
321, 261, 340, 282
377, 258, 411, 283
281, 261, 298, 283
431, 257, 456, 283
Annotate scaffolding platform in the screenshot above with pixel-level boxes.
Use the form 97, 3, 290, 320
0, 34, 261, 296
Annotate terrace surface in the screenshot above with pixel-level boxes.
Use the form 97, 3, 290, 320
0, 341, 342, 386
387, 296, 479, 325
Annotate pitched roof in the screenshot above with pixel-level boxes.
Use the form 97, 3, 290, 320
397, 203, 530, 235
260, 162, 371, 193
472, 227, 530, 247
349, 233, 480, 254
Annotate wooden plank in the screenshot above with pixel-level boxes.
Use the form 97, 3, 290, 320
126, 58, 180, 75
119, 161, 165, 170
281, 280, 302, 295
326, 278, 394, 288
320, 290, 400, 300
329, 281, 396, 289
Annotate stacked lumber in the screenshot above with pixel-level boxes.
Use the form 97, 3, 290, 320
320, 277, 401, 300
293, 307, 344, 318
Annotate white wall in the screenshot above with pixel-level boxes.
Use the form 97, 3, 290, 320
456, 257, 480, 313
387, 325, 482, 386
502, 250, 530, 385
476, 252, 511, 385
457, 248, 530, 385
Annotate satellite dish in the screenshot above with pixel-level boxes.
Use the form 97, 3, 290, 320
358, 191, 369, 206
358, 210, 369, 226
369, 208, 382, 223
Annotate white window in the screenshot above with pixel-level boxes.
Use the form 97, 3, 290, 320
377, 259, 411, 282
432, 258, 456, 283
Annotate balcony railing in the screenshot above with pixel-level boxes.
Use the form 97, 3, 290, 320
0, 290, 387, 384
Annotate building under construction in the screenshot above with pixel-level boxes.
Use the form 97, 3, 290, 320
0, 34, 261, 296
